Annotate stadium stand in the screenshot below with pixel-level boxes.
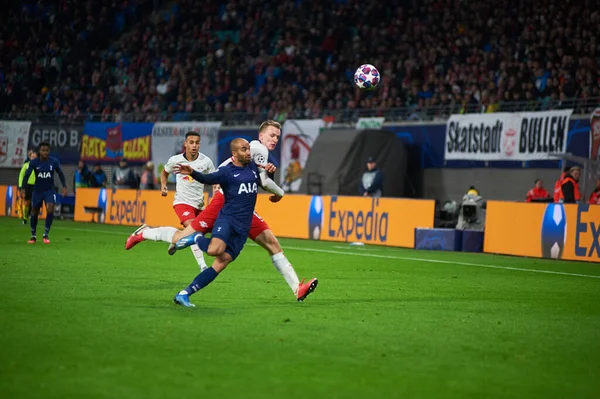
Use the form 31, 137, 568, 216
1, 0, 598, 124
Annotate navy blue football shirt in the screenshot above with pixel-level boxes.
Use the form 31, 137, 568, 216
21, 157, 67, 192
190, 162, 261, 234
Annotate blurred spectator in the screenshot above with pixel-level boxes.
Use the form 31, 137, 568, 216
526, 179, 550, 202
112, 159, 138, 189
139, 161, 157, 189
90, 164, 108, 188
359, 156, 383, 197
589, 178, 600, 205
559, 166, 582, 203
553, 166, 571, 202
1, 0, 598, 121
73, 160, 91, 191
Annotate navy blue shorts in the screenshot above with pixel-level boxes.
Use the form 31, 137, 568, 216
211, 216, 249, 261
31, 190, 56, 209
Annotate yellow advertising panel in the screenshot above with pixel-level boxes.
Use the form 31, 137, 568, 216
484, 201, 600, 263
0, 185, 48, 219
74, 188, 207, 227
74, 190, 435, 248
256, 195, 435, 247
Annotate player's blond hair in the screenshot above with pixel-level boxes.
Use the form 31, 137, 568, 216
258, 120, 281, 133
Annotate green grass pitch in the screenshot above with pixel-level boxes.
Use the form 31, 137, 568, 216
0, 217, 599, 398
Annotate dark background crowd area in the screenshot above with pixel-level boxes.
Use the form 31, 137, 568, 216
0, 0, 598, 124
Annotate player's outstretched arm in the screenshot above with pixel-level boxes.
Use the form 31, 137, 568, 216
174, 164, 225, 185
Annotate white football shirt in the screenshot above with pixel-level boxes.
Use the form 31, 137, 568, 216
164, 152, 215, 209
218, 140, 269, 168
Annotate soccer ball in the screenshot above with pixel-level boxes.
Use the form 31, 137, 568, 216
354, 64, 380, 90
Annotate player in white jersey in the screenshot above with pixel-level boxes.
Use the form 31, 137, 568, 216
126, 121, 318, 302
135, 131, 214, 270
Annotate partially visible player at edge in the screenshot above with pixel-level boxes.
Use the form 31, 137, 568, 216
20, 142, 67, 244
160, 131, 215, 271
126, 120, 318, 302
18, 150, 37, 224
172, 138, 267, 307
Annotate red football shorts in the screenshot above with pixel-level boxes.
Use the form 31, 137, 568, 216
173, 204, 200, 225
190, 191, 270, 240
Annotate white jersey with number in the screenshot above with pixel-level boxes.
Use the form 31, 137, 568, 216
164, 152, 215, 209
218, 140, 269, 168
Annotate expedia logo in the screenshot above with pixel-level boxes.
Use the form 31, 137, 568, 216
328, 197, 389, 242
308, 196, 323, 240
5, 185, 13, 216
109, 190, 146, 224
540, 203, 566, 259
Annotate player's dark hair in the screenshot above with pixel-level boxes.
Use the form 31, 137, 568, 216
534, 178, 542, 184
563, 165, 571, 172
39, 142, 50, 149
185, 131, 200, 139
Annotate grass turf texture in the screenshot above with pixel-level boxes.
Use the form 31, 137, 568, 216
0, 216, 599, 399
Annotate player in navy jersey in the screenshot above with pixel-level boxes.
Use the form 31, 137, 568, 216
20, 142, 67, 244
170, 138, 274, 307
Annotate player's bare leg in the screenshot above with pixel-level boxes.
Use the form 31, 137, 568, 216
254, 229, 318, 301
174, 251, 231, 307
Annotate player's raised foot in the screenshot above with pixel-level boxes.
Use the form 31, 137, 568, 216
296, 278, 318, 302
172, 232, 203, 254
43, 235, 50, 244
27, 236, 36, 244
125, 224, 148, 250
173, 293, 195, 308
22, 219, 27, 225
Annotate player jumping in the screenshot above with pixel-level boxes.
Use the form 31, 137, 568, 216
20, 142, 67, 244
126, 120, 318, 302
159, 131, 215, 271
172, 138, 272, 307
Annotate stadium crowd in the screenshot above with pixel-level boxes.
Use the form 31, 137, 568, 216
0, 0, 598, 123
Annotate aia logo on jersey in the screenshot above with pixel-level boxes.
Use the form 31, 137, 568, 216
238, 182, 258, 194
38, 171, 51, 178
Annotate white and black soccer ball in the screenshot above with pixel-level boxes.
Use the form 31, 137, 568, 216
354, 64, 381, 91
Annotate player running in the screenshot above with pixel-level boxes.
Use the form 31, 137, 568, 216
172, 138, 269, 307
126, 120, 318, 302
159, 131, 215, 271
20, 142, 67, 244
18, 150, 37, 224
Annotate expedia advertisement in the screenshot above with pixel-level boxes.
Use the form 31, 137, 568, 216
74, 188, 207, 227
445, 109, 573, 161
484, 201, 600, 263
255, 194, 435, 248
74, 190, 434, 248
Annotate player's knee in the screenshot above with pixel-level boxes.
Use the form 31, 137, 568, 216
207, 241, 226, 257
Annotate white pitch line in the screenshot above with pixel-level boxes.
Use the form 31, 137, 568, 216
59, 225, 600, 280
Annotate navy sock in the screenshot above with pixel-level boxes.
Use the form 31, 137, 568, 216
44, 212, 54, 236
185, 267, 219, 295
30, 213, 39, 237
194, 235, 211, 253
